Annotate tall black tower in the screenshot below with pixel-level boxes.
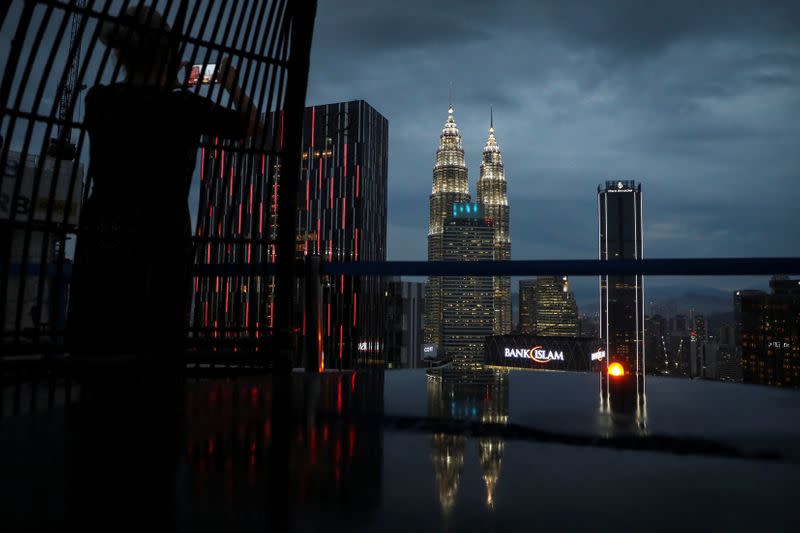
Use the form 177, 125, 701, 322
598, 180, 645, 401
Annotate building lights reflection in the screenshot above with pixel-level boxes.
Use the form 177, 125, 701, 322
427, 371, 509, 515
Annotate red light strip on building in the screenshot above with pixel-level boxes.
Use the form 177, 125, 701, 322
342, 196, 346, 228
258, 201, 264, 234
344, 143, 347, 176
269, 300, 274, 326
316, 219, 321, 254
305, 178, 309, 210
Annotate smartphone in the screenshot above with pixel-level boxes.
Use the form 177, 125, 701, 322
187, 64, 217, 86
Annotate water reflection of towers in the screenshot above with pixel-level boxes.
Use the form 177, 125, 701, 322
427, 373, 509, 513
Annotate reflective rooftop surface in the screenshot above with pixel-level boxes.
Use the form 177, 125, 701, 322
2, 368, 798, 530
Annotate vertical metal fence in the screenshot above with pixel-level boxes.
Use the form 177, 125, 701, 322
0, 0, 316, 357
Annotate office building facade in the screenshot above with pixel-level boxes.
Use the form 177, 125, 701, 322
518, 276, 579, 336
194, 100, 388, 368
2, 150, 82, 335
440, 203, 495, 368
383, 280, 425, 368
598, 180, 645, 391
476, 113, 511, 335
736, 278, 800, 388
424, 105, 471, 350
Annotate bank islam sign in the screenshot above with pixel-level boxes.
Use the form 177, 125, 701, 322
504, 346, 564, 364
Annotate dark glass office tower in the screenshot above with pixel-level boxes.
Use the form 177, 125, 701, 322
736, 277, 800, 388
441, 203, 495, 368
598, 180, 645, 395
194, 100, 388, 369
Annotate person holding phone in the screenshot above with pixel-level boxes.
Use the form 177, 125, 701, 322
67, 4, 260, 356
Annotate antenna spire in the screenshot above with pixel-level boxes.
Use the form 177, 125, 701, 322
448, 82, 453, 110
490, 105, 493, 129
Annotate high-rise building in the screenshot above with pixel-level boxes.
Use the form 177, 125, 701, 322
383, 280, 425, 368
598, 180, 645, 392
518, 279, 536, 333
440, 203, 494, 368
425, 105, 471, 351
736, 277, 800, 388
645, 313, 667, 374
518, 276, 579, 336
3, 150, 82, 334
693, 314, 707, 341
716, 323, 741, 382
194, 100, 388, 368
476, 111, 511, 335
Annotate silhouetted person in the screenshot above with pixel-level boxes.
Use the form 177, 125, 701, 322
64, 4, 263, 527
67, 4, 259, 356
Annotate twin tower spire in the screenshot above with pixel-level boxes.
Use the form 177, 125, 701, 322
425, 100, 512, 343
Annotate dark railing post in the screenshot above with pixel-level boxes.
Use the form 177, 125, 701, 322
273, 0, 317, 372
304, 256, 322, 372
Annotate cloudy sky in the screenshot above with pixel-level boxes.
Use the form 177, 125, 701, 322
2, 0, 797, 312
305, 0, 799, 303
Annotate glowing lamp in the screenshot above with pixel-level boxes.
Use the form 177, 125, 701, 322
608, 362, 625, 377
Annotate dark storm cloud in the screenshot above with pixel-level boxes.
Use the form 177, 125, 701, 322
307, 0, 799, 289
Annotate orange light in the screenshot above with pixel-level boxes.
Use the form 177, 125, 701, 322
608, 362, 625, 377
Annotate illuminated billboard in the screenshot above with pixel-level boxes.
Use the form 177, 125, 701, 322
485, 334, 600, 372
421, 343, 438, 360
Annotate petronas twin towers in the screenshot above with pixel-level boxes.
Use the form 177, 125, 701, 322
424, 103, 512, 356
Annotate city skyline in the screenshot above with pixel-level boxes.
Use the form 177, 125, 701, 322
306, 0, 800, 300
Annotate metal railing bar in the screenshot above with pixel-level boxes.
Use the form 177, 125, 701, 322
5, 257, 799, 280
36, 0, 293, 69
320, 258, 800, 277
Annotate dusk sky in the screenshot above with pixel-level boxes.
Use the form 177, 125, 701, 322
2, 0, 798, 311
306, 0, 800, 290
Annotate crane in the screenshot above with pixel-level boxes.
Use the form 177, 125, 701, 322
48, 0, 86, 161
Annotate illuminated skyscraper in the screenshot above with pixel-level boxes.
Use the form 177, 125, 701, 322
736, 277, 800, 388
518, 276, 579, 336
194, 100, 388, 368
441, 203, 494, 368
424, 104, 470, 349
476, 110, 511, 335
598, 180, 645, 394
